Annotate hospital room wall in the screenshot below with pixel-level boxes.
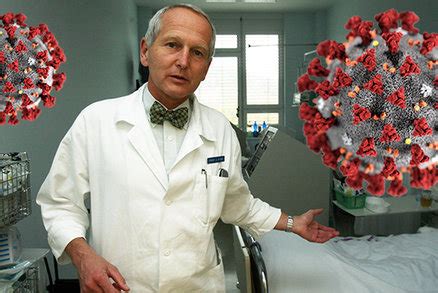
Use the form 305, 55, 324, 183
283, 10, 327, 143
327, 0, 437, 40
0, 0, 139, 278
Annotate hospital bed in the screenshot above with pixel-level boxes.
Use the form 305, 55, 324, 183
233, 225, 438, 293
236, 127, 438, 292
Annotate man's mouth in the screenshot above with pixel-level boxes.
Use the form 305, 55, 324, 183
170, 75, 188, 81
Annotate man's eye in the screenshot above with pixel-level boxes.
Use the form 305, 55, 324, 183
166, 42, 177, 48
194, 50, 204, 57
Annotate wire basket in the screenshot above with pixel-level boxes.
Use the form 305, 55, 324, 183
0, 153, 31, 227
11, 265, 39, 293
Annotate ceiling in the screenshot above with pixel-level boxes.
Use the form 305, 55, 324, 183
134, 0, 337, 12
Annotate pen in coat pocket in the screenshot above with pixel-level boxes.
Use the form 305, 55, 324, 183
201, 169, 207, 188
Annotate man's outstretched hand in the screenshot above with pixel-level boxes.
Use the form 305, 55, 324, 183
292, 209, 339, 243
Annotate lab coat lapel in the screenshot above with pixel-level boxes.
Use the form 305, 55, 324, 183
128, 125, 168, 190
116, 85, 168, 190
173, 96, 216, 168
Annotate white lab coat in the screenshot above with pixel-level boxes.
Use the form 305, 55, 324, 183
37, 84, 281, 292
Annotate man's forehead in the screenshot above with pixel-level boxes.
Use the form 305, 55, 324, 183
160, 7, 211, 34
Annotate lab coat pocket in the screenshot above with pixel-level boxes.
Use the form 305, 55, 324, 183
193, 174, 229, 227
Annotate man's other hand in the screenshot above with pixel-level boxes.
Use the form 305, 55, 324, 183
65, 238, 130, 292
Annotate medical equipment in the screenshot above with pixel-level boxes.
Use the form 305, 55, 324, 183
0, 153, 31, 227
244, 126, 331, 226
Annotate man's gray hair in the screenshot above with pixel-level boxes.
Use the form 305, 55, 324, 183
144, 4, 216, 59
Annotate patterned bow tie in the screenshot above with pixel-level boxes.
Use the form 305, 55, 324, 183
150, 101, 189, 129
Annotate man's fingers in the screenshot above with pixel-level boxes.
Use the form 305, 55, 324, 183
96, 274, 121, 293
318, 224, 338, 232
108, 266, 130, 291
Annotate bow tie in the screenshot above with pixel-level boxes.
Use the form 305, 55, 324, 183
150, 101, 189, 129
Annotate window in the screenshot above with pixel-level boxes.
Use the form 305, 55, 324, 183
195, 57, 239, 125
195, 16, 283, 132
245, 35, 279, 105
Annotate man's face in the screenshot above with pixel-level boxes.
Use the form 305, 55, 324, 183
140, 7, 212, 109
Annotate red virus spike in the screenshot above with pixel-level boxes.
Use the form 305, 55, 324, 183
313, 112, 335, 133
14, 13, 27, 26
1, 13, 15, 25
52, 73, 66, 90
381, 157, 400, 178
364, 174, 386, 196
297, 74, 318, 92
410, 167, 436, 190
5, 25, 17, 39
412, 117, 433, 137
380, 124, 401, 143
387, 177, 407, 197
0, 51, 5, 63
38, 24, 49, 34
435, 76, 438, 87
322, 147, 339, 169
357, 48, 376, 71
41, 94, 56, 108
315, 80, 340, 100
345, 15, 362, 30
307, 58, 330, 77
36, 50, 48, 62
7, 60, 19, 72
0, 113, 6, 125
386, 87, 406, 109
8, 112, 19, 125
37, 82, 51, 96
382, 32, 403, 53
346, 172, 365, 190
23, 78, 34, 89
352, 104, 371, 125
21, 106, 41, 121
399, 56, 421, 77
14, 40, 27, 53
375, 9, 399, 33
28, 27, 40, 40
4, 101, 14, 114
357, 137, 377, 157
316, 40, 346, 61
299, 103, 318, 122
333, 67, 353, 88
355, 21, 374, 46
3, 81, 16, 93
340, 158, 361, 177
363, 74, 383, 95
21, 94, 33, 107
37, 67, 50, 79
410, 144, 429, 165
420, 32, 438, 56
399, 11, 420, 34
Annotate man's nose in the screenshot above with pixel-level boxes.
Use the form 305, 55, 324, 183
176, 48, 190, 69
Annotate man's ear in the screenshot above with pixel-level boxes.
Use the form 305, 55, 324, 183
140, 38, 149, 67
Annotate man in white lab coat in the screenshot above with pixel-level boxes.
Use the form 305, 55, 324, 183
37, 4, 339, 292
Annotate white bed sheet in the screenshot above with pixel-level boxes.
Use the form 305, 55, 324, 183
259, 227, 438, 293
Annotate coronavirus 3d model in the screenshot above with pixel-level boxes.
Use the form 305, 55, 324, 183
297, 9, 437, 196
0, 12, 66, 125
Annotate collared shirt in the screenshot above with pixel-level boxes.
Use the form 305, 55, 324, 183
142, 83, 192, 173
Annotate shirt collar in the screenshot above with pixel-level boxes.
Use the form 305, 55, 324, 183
142, 82, 192, 130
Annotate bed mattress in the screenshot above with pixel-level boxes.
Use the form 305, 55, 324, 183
258, 227, 438, 293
